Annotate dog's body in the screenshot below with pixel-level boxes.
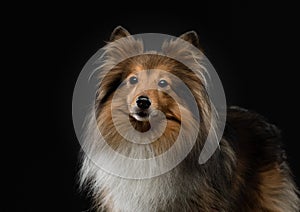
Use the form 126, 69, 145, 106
80, 26, 300, 211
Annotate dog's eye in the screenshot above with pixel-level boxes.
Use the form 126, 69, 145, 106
129, 76, 138, 84
158, 79, 168, 88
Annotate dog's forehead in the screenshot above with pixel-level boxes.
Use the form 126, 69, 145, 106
130, 63, 174, 75
132, 68, 173, 80
127, 55, 177, 72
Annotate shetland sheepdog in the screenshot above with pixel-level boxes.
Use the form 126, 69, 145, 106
79, 26, 300, 211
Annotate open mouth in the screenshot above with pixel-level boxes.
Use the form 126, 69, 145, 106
137, 111, 148, 117
130, 110, 150, 121
130, 109, 181, 124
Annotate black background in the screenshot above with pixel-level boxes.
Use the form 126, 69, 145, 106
7, 1, 299, 212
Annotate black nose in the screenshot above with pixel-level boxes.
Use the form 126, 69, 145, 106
136, 96, 151, 109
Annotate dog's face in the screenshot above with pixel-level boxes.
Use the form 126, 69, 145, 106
102, 54, 205, 133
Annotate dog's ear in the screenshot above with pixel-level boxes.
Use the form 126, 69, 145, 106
179, 31, 200, 48
110, 26, 131, 41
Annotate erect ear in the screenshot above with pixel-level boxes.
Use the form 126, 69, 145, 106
110, 26, 131, 41
179, 31, 200, 48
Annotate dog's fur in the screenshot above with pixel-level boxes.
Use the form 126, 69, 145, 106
80, 26, 300, 211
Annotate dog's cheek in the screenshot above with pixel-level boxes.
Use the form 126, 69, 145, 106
127, 93, 135, 110
158, 92, 179, 118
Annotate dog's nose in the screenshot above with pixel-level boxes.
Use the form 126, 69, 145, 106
136, 96, 151, 109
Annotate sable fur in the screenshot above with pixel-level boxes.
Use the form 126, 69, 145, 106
79, 26, 300, 211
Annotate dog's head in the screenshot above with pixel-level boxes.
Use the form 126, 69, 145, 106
89, 26, 216, 160
97, 26, 210, 132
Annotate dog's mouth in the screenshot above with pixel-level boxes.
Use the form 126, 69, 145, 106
137, 111, 148, 117
129, 107, 163, 122
130, 110, 150, 121
130, 109, 181, 124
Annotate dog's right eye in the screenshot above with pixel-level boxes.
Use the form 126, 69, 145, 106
129, 76, 138, 85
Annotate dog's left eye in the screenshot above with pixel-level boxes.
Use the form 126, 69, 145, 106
158, 79, 168, 88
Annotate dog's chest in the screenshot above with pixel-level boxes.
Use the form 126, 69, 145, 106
102, 174, 180, 212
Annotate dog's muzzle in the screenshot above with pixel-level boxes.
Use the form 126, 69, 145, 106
130, 96, 152, 120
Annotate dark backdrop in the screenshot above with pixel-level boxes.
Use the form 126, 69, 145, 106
8, 1, 299, 212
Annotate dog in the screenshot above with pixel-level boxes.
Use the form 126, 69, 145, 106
79, 26, 300, 211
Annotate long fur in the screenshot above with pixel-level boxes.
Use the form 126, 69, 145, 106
79, 27, 300, 211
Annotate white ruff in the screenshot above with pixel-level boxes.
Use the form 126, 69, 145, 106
83, 162, 182, 211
